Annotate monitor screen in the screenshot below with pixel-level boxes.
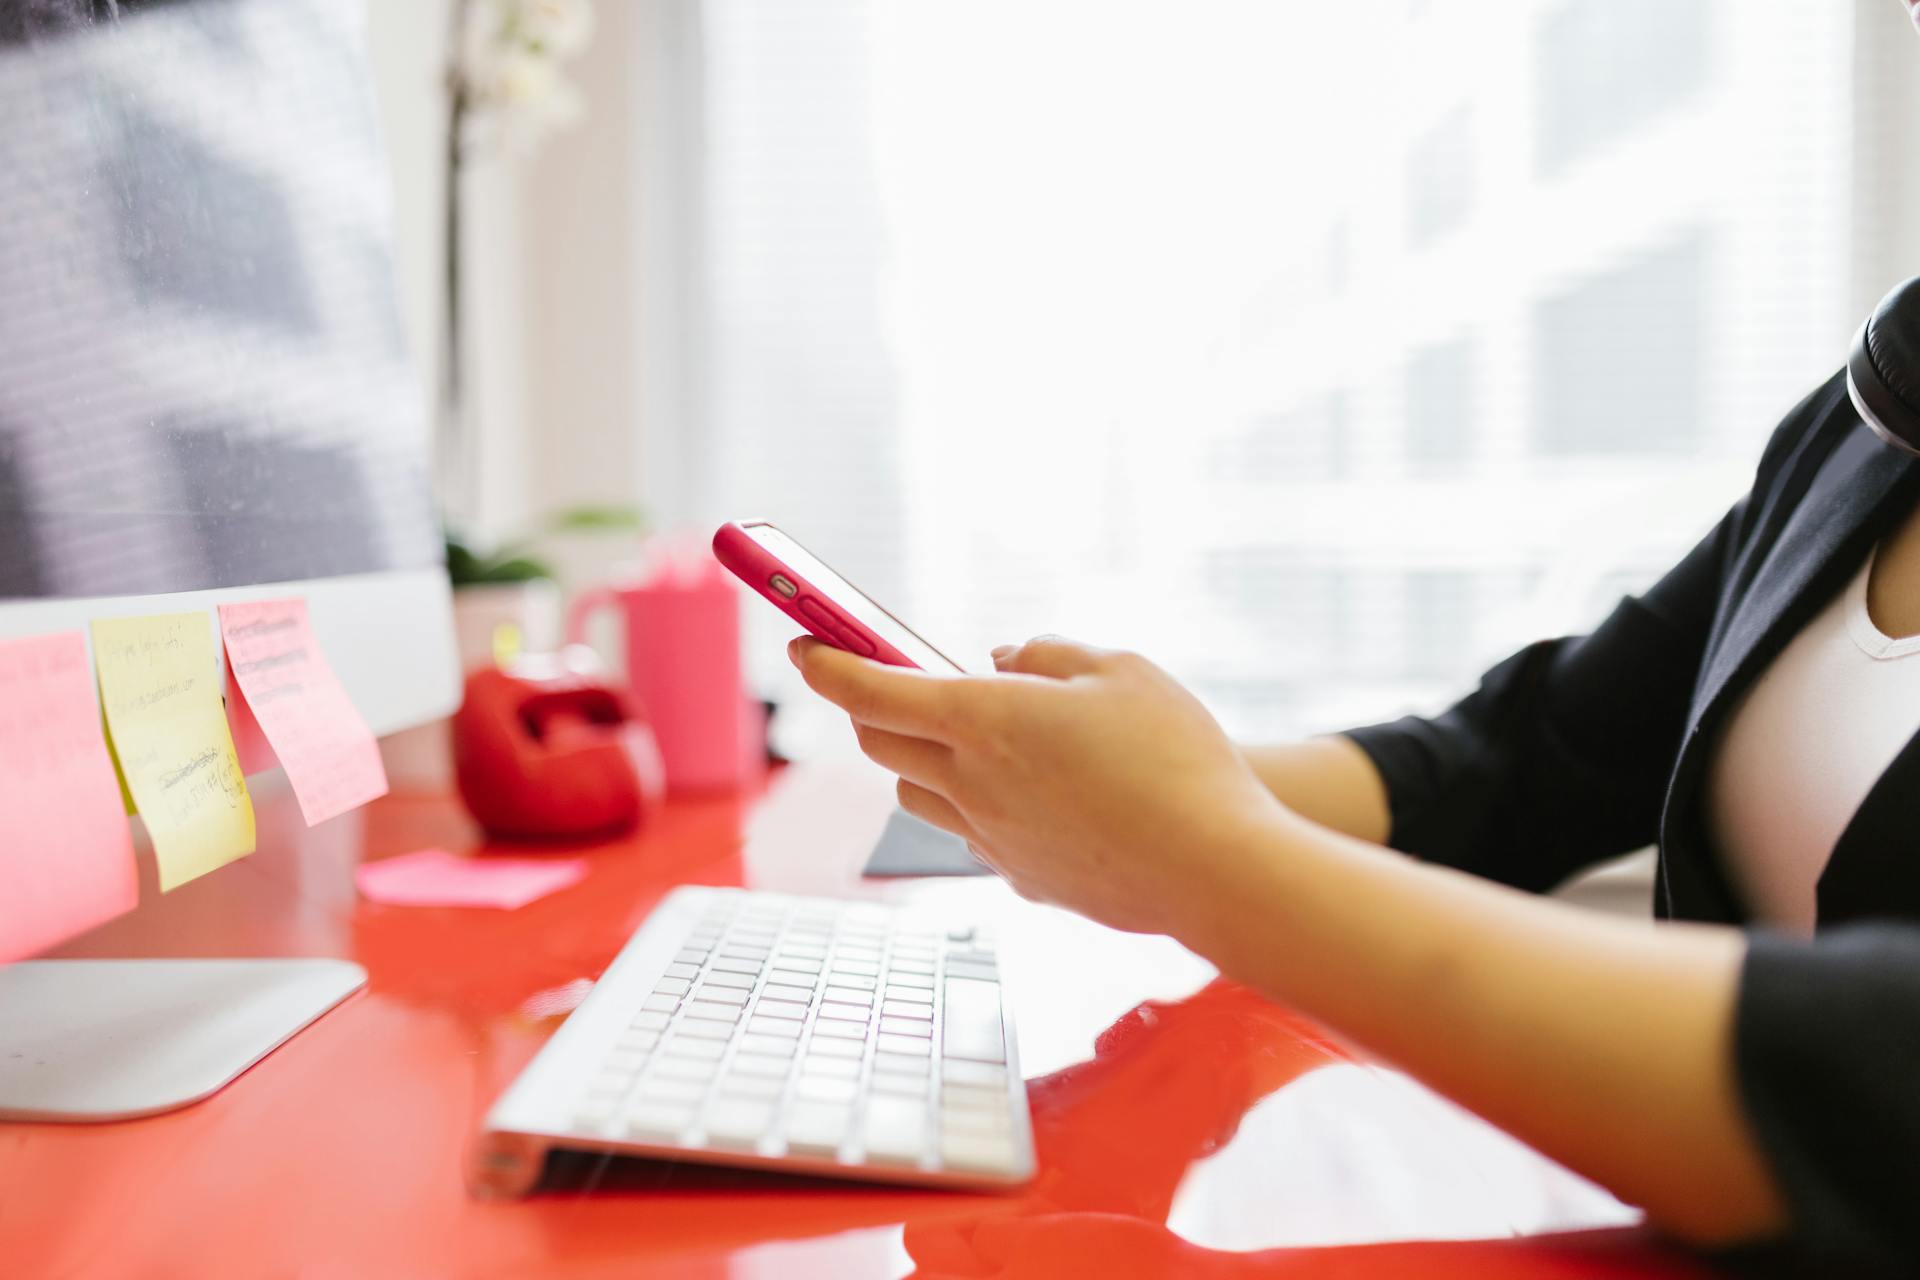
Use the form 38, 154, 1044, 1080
0, 0, 441, 600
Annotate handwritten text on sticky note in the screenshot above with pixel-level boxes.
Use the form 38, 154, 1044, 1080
220, 598, 387, 827
92, 612, 255, 891
0, 632, 139, 962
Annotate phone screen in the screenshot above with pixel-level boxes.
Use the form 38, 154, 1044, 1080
741, 524, 964, 672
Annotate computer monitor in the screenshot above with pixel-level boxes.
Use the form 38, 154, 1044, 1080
0, 0, 459, 1119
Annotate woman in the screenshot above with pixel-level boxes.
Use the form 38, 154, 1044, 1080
791, 252, 1920, 1274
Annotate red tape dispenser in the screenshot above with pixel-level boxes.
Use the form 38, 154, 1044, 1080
452, 648, 667, 841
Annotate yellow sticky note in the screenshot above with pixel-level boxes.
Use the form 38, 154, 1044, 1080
92, 612, 255, 891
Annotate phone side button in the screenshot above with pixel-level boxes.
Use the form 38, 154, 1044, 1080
796, 596, 840, 634
835, 626, 876, 658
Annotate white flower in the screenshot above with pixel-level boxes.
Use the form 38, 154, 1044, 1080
453, 0, 593, 157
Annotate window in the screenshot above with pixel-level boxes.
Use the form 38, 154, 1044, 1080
1535, 0, 1712, 176
1534, 233, 1709, 457
652, 1, 1861, 751
1407, 107, 1475, 247
1404, 338, 1476, 472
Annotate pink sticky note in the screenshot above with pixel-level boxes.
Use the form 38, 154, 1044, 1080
354, 847, 587, 910
0, 632, 138, 963
219, 598, 388, 827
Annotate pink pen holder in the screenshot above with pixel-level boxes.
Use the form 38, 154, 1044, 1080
566, 549, 765, 796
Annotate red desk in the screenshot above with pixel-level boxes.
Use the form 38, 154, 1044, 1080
0, 764, 1719, 1278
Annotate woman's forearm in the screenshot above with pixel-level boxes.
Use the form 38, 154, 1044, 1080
1186, 807, 1787, 1248
1238, 735, 1391, 844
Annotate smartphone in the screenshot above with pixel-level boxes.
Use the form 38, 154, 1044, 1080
713, 520, 964, 672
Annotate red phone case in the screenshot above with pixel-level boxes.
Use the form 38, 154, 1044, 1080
712, 521, 945, 670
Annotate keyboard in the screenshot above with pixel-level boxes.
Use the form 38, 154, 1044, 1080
470, 885, 1035, 1197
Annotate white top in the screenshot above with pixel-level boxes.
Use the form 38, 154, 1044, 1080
1708, 549, 1920, 935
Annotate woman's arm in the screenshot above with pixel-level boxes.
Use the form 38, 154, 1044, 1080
793, 634, 1787, 1248
1200, 803, 1783, 1247
1238, 737, 1391, 844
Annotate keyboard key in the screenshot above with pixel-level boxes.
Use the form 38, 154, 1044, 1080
821, 985, 873, 1006
824, 973, 875, 991
631, 1010, 672, 1030
811, 1019, 866, 1040
834, 945, 882, 963
718, 1072, 786, 1099
942, 1060, 1008, 1088
830, 959, 880, 977
737, 1034, 799, 1057
685, 1000, 743, 1023
941, 1082, 1007, 1113
634, 1076, 707, 1104
873, 1051, 929, 1076
702, 969, 755, 990
941, 1102, 1012, 1136
746, 1015, 802, 1037
754, 998, 808, 1020
720, 944, 771, 961
627, 1102, 696, 1141
694, 985, 750, 1005
641, 993, 679, 1013
876, 1033, 932, 1057
673, 948, 708, 967
817, 1001, 870, 1023
945, 960, 999, 983
662, 962, 700, 981
801, 1055, 860, 1079
888, 957, 935, 976
887, 972, 935, 990
663, 1036, 726, 1061
784, 1100, 852, 1156
880, 1000, 932, 1021
646, 1056, 713, 1082
883, 984, 934, 1004
796, 1076, 858, 1103
703, 1096, 776, 1149
862, 1094, 930, 1165
653, 977, 693, 997
676, 1017, 736, 1040
870, 1070, 930, 1097
710, 957, 762, 976
942, 978, 1006, 1062
585, 1073, 632, 1100
762, 983, 814, 1004
780, 942, 827, 959
939, 1131, 1020, 1175
878, 1016, 931, 1038
728, 1053, 791, 1078
806, 1036, 863, 1060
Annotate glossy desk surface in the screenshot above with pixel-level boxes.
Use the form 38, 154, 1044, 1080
0, 764, 1722, 1279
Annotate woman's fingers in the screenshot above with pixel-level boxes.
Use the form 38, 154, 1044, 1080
791, 637, 959, 740
853, 722, 956, 792
993, 634, 1108, 680
897, 778, 979, 842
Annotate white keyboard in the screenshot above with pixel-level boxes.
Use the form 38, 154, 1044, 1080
470, 886, 1035, 1197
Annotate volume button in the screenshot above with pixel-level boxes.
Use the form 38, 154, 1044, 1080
796, 596, 839, 633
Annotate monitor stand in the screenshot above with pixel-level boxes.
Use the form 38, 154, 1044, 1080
0, 958, 366, 1122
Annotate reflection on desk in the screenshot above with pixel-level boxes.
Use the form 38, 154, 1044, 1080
0, 764, 1722, 1278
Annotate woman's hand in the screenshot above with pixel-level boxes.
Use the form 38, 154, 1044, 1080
790, 634, 1292, 939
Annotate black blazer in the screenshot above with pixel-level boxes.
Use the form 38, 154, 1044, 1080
1344, 370, 1920, 1273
